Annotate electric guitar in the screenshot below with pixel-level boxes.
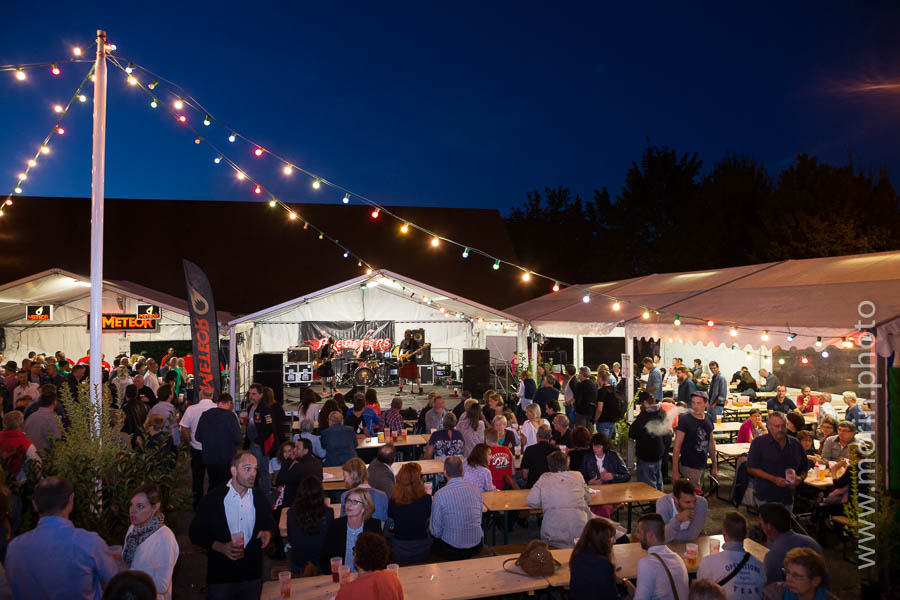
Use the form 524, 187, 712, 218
398, 343, 431, 366
313, 348, 336, 369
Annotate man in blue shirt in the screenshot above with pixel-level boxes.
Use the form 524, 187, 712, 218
6, 476, 119, 599
642, 357, 663, 403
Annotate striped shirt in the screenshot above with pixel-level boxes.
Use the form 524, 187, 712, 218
462, 463, 495, 492
430, 477, 483, 549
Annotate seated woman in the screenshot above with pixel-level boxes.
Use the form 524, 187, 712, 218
483, 392, 504, 422
423, 412, 465, 459
387, 463, 432, 565
336, 532, 403, 600
569, 518, 632, 600
565, 426, 593, 474
763, 547, 839, 600
491, 414, 518, 453
462, 443, 495, 492
579, 432, 630, 518
526, 451, 592, 548
320, 487, 382, 573
736, 371, 758, 398
796, 430, 817, 467
339, 458, 388, 523
287, 477, 334, 574
520, 403, 550, 451
456, 402, 486, 457
816, 416, 838, 446
736, 408, 767, 443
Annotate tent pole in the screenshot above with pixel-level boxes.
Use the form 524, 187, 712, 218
228, 324, 237, 399
89, 30, 108, 427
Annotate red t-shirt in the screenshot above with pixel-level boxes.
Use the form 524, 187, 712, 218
659, 401, 679, 429
489, 446, 514, 490
797, 394, 818, 413
76, 357, 111, 371
183, 355, 194, 375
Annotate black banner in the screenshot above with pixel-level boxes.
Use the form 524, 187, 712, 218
183, 260, 221, 400
300, 321, 395, 356
26, 305, 52, 321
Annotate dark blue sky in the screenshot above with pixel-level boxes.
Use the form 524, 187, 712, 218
3, 2, 900, 214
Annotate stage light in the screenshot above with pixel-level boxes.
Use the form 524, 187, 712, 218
431, 237, 440, 247
228, 133, 236, 143
127, 75, 137, 85
14, 69, 25, 81
40, 146, 49, 154
778, 357, 785, 365
821, 351, 830, 358
283, 166, 292, 175
56, 127, 64, 135
51, 64, 60, 76
461, 247, 468, 257
203, 115, 211, 126
371, 208, 380, 219
521, 271, 530, 281
268, 199, 276, 207
174, 99, 184, 110
612, 301, 621, 311
673, 315, 681, 326
150, 99, 158, 108
706, 320, 715, 327
552, 282, 560, 292
342, 193, 350, 204
492, 259, 500, 270
254, 186, 262, 195
761, 331, 769, 342
642, 310, 651, 320
800, 356, 809, 365
27, 159, 36, 167
73, 46, 83, 56
78, 94, 87, 102
254, 148, 263, 157
582, 292, 590, 303
312, 179, 321, 189
213, 156, 221, 164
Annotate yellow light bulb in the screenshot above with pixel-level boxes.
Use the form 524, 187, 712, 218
127, 75, 137, 85
53, 105, 63, 113
288, 212, 297, 220
283, 166, 292, 175
400, 223, 409, 233
174, 100, 184, 110
27, 159, 36, 167
17, 173, 27, 181
312, 179, 321, 189
40, 146, 50, 154
73, 47, 82, 56
236, 172, 245, 180
431, 237, 440, 247
15, 69, 25, 81
522, 271, 531, 282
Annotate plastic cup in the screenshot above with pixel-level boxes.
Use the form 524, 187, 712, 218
330, 557, 343, 582
178, 393, 185, 403
685, 543, 699, 568
515, 446, 521, 456
339, 564, 351, 583
401, 430, 407, 441
387, 563, 399, 575
559, 445, 567, 453
377, 431, 385, 443
708, 538, 720, 554
716, 414, 723, 424
424, 481, 433, 495
231, 532, 245, 559
108, 544, 123, 562
430, 428, 437, 434
278, 571, 292, 598
785, 468, 796, 485
240, 411, 248, 425
818, 465, 826, 481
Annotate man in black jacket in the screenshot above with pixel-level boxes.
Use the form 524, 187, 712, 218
189, 451, 275, 599
532, 375, 560, 418
629, 391, 666, 491
196, 393, 243, 490
573, 367, 598, 432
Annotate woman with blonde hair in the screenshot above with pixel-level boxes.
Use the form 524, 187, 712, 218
321, 487, 382, 573
339, 458, 388, 521
387, 463, 432, 564
520, 403, 550, 450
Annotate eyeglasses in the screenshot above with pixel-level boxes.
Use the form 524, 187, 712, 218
345, 499, 364, 507
782, 568, 809, 581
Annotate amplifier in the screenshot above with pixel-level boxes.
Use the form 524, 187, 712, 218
418, 364, 435, 386
284, 362, 314, 384
287, 346, 312, 363
433, 363, 451, 377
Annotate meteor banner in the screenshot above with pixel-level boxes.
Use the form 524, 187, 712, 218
183, 260, 221, 400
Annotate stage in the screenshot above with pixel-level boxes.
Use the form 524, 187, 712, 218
280, 382, 467, 416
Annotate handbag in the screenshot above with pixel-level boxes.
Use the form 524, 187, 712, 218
502, 539, 561, 577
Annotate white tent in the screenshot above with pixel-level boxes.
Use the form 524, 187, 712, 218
0, 268, 234, 364
227, 270, 526, 396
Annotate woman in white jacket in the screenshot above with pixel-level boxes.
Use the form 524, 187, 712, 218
123, 484, 179, 600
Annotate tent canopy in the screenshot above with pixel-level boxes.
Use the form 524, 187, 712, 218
506, 250, 900, 352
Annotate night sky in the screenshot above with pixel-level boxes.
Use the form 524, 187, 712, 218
3, 2, 900, 216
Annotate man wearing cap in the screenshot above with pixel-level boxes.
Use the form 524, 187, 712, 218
672, 390, 717, 489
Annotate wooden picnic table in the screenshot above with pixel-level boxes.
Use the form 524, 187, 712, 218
482, 482, 664, 544
322, 459, 446, 490
546, 536, 768, 586
715, 442, 751, 468
803, 468, 835, 489
262, 551, 549, 599
713, 421, 742, 441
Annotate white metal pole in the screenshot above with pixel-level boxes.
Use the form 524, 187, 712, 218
228, 324, 237, 399
89, 30, 108, 417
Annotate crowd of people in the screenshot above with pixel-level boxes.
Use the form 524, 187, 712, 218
0, 348, 861, 599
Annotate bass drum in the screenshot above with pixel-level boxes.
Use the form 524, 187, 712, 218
353, 366, 376, 386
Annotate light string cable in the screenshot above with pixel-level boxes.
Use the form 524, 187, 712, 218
106, 55, 377, 274
2, 62, 97, 215
105, 55, 845, 343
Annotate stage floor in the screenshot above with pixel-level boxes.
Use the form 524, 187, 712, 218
280, 382, 462, 416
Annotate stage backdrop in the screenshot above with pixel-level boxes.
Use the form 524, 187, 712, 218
300, 321, 395, 355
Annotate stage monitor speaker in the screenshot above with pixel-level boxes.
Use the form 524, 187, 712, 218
287, 346, 312, 363
252, 352, 284, 405
411, 328, 431, 363
462, 348, 490, 397
418, 364, 435, 386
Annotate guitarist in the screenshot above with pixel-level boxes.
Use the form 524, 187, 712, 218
316, 337, 337, 396
397, 329, 423, 395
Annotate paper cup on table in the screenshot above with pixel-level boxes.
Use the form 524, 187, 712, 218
708, 538, 720, 554
330, 557, 342, 582
339, 564, 352, 583
685, 543, 699, 568
278, 571, 292, 598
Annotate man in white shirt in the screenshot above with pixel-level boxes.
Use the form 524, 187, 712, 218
697, 511, 765, 600
655, 478, 708, 542
12, 370, 40, 406
634, 513, 689, 600
180, 388, 216, 509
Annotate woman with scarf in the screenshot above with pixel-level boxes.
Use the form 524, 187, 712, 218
122, 484, 178, 600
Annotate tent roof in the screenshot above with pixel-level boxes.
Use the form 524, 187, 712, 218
229, 269, 524, 326
0, 268, 235, 326
506, 250, 900, 340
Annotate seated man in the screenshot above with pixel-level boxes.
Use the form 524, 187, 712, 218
551, 414, 572, 446
296, 419, 326, 459
820, 420, 856, 462
766, 386, 796, 416
345, 393, 380, 436
655, 477, 708, 542
485, 428, 515, 490
794, 386, 818, 413
634, 513, 690, 600
381, 396, 405, 434
321, 411, 358, 467
843, 392, 868, 431
759, 502, 823, 583
430, 456, 484, 560
521, 425, 559, 488
697, 511, 766, 599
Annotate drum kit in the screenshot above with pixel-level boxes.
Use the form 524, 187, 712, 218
339, 351, 399, 387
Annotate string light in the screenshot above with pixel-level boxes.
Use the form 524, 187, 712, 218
431, 237, 440, 247
14, 186, 22, 194
17, 173, 27, 181
787, 333, 796, 342
254, 148, 263, 157
27, 159, 36, 167
552, 282, 560, 293
148, 81, 158, 90
821, 351, 830, 358
73, 47, 82, 56
254, 186, 262, 195
800, 356, 809, 365
492, 259, 500, 270
174, 99, 184, 110
14, 69, 25, 81
582, 292, 590, 303
213, 156, 221, 164
56, 126, 64, 135
673, 315, 681, 326
268, 199, 276, 207
53, 105, 63, 113
343, 251, 349, 258
283, 165, 292, 175
342, 193, 350, 204
746, 351, 753, 359
236, 172, 245, 180
730, 327, 738, 337
761, 331, 769, 342
318, 233, 324, 239
401, 223, 409, 234
303, 222, 308, 230
127, 75, 137, 85
706, 319, 715, 327
778, 357, 785, 365
815, 336, 822, 347
51, 64, 60, 76
203, 115, 211, 126
150, 99, 157, 108
642, 310, 651, 320
312, 179, 321, 190
194, 138, 201, 144
177, 115, 187, 123
3, 199, 10, 206
40, 146, 49, 154
841, 337, 854, 349
78, 94, 87, 102
228, 133, 236, 142
461, 247, 468, 257
522, 271, 531, 282
730, 345, 736, 351
612, 301, 621, 311
288, 211, 297, 219
371, 208, 380, 219
125, 63, 134, 74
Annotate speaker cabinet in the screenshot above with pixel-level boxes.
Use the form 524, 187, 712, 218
418, 364, 435, 386
462, 348, 490, 398
253, 352, 284, 405
411, 328, 431, 363
287, 346, 312, 363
